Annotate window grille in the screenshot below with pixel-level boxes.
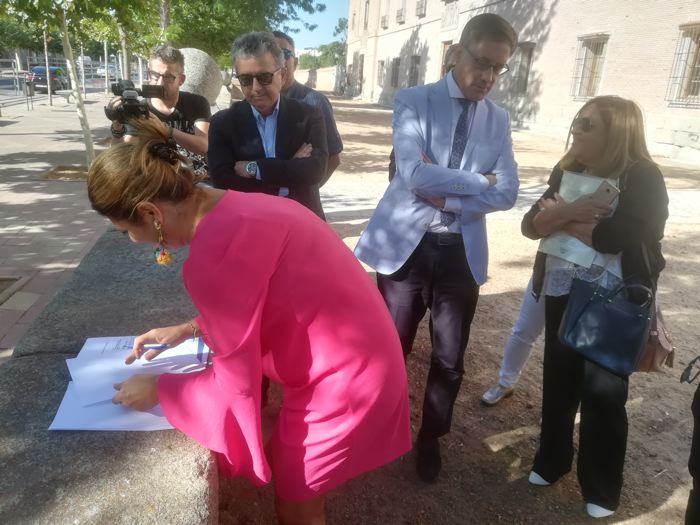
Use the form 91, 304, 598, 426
396, 8, 405, 24
391, 58, 401, 87
416, 0, 426, 17
571, 35, 608, 98
381, 15, 389, 29
514, 43, 535, 94
409, 55, 421, 87
666, 24, 700, 107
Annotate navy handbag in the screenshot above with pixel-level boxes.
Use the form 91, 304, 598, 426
558, 278, 654, 377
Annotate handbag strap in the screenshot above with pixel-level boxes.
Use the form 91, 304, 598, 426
640, 243, 657, 296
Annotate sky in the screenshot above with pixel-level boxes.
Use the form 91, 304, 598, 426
285, 1, 349, 50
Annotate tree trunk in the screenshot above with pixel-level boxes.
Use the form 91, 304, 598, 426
43, 26, 52, 106
117, 23, 129, 81
59, 9, 95, 165
103, 40, 109, 94
80, 44, 86, 97
13, 48, 21, 94
160, 0, 170, 42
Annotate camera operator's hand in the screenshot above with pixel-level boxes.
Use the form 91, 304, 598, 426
107, 96, 127, 139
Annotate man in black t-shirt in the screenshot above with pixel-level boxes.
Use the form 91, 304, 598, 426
109, 45, 210, 176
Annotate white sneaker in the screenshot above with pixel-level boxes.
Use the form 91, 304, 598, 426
528, 471, 551, 486
586, 503, 614, 518
481, 384, 514, 406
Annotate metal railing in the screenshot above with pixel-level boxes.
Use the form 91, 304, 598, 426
666, 24, 700, 107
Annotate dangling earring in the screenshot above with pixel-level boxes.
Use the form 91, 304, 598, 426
153, 219, 173, 266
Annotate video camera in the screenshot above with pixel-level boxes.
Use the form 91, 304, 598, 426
104, 80, 165, 124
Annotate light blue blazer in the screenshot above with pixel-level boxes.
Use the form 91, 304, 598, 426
354, 76, 519, 285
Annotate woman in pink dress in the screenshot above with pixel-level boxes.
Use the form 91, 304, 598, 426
88, 119, 411, 524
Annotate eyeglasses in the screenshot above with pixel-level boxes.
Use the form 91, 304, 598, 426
681, 356, 700, 384
464, 47, 510, 76
282, 48, 295, 61
235, 67, 283, 87
148, 70, 179, 84
571, 117, 595, 133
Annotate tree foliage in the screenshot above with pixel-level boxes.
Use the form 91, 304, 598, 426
297, 17, 346, 70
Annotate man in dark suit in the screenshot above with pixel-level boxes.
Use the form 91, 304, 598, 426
208, 31, 328, 218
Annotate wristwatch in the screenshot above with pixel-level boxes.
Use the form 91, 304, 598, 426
245, 161, 258, 178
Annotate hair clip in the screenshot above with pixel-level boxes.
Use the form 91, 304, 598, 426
149, 141, 179, 162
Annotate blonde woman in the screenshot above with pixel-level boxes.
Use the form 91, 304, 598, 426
522, 96, 668, 518
87, 118, 411, 525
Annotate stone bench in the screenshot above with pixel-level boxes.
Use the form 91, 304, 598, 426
1, 230, 218, 523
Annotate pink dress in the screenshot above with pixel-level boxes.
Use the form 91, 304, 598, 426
157, 191, 411, 501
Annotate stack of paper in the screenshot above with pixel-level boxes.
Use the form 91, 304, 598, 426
50, 336, 210, 431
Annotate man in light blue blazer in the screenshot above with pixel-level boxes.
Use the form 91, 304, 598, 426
355, 13, 519, 483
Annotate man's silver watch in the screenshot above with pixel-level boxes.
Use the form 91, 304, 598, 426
245, 161, 258, 177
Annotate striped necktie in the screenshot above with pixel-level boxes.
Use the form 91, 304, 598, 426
441, 98, 471, 226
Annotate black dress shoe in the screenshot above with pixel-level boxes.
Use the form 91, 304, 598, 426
415, 433, 441, 483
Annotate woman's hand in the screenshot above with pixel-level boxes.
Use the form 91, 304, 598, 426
112, 374, 159, 411
125, 322, 196, 364
560, 194, 612, 223
563, 221, 596, 246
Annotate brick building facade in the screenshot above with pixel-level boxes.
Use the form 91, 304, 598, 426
346, 0, 700, 161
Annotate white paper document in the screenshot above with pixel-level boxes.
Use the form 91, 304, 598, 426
538, 171, 609, 267
67, 336, 208, 405
49, 382, 174, 431
50, 336, 210, 432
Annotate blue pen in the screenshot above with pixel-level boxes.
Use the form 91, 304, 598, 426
143, 343, 170, 350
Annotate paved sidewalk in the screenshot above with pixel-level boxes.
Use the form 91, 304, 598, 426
0, 94, 111, 357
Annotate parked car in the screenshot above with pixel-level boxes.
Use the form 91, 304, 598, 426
96, 64, 118, 79
25, 66, 70, 93
76, 55, 92, 67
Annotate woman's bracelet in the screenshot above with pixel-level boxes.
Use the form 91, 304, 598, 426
187, 321, 199, 339
110, 122, 126, 138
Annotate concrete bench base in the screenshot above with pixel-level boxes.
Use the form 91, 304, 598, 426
3, 230, 217, 523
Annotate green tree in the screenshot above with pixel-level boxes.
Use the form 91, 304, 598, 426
298, 53, 321, 70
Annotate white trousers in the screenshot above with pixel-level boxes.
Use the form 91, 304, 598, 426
497, 277, 546, 388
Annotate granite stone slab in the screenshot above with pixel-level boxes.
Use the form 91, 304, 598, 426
0, 354, 217, 524
2, 229, 217, 523
14, 229, 197, 358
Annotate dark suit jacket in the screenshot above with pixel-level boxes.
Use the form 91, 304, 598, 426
208, 97, 328, 218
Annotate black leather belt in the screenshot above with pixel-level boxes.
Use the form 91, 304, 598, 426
424, 232, 463, 246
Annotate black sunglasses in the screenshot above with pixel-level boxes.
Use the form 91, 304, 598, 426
282, 48, 295, 60
681, 356, 700, 384
235, 67, 283, 87
571, 117, 595, 133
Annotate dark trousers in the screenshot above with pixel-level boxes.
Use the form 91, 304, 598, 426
533, 294, 629, 510
686, 385, 700, 524
377, 232, 479, 438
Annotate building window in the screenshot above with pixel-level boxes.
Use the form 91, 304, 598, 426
409, 55, 421, 87
571, 34, 608, 98
416, 0, 427, 17
391, 57, 400, 87
377, 60, 385, 86
440, 41, 453, 77
364, 1, 370, 30
351, 12, 356, 31
666, 24, 700, 106
513, 42, 535, 94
